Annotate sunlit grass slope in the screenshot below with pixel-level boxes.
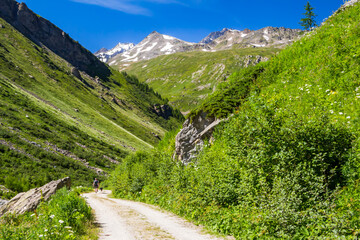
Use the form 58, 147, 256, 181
125, 47, 278, 112
0, 17, 182, 196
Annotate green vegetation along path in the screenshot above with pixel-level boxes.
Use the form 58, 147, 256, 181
83, 190, 234, 240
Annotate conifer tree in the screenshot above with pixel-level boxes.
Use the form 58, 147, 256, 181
300, 1, 317, 31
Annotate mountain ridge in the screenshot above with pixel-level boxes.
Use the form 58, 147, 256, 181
98, 26, 301, 68
0, 0, 110, 79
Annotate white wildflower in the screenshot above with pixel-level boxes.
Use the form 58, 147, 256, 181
339, 112, 343, 115
330, 110, 334, 114
59, 220, 64, 224
50, 214, 55, 219
347, 116, 350, 119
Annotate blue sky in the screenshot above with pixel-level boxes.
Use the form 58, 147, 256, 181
22, 0, 344, 52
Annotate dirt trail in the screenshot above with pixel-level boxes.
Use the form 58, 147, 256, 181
83, 190, 233, 240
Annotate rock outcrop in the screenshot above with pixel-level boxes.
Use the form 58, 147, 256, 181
152, 104, 173, 120
244, 55, 269, 68
0, 0, 110, 79
71, 67, 82, 80
175, 112, 223, 164
0, 177, 71, 216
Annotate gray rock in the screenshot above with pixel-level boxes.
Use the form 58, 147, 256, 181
0, 177, 71, 216
244, 55, 269, 68
175, 112, 222, 164
71, 67, 82, 79
0, 199, 9, 208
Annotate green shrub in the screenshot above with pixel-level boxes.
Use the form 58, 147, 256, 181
109, 2, 360, 239
0, 188, 93, 239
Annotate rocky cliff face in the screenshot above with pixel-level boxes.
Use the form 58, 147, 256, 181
0, 0, 110, 78
174, 112, 224, 163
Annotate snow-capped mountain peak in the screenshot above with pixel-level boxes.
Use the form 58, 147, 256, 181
95, 42, 134, 62
108, 31, 201, 66
95, 27, 301, 68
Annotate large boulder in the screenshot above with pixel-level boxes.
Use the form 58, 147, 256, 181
174, 112, 223, 164
0, 177, 71, 216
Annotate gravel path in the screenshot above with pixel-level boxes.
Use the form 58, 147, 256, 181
83, 190, 233, 240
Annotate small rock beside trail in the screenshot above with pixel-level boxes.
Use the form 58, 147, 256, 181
0, 177, 71, 217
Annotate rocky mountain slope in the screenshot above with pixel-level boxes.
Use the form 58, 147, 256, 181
200, 28, 229, 44
0, 0, 183, 196
204, 27, 302, 50
95, 43, 134, 62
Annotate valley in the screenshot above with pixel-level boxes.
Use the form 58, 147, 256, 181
1, 0, 360, 239
96, 27, 300, 112
0, 0, 183, 195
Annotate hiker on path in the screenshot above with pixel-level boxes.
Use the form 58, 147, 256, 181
93, 178, 99, 193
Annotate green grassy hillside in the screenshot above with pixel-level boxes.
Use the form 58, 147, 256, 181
110, 2, 360, 238
125, 47, 278, 112
0, 16, 182, 196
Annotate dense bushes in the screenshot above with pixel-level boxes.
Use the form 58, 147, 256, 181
0, 188, 94, 240
110, 2, 360, 239
110, 104, 357, 238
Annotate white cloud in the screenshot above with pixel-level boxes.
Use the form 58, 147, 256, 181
71, 0, 181, 15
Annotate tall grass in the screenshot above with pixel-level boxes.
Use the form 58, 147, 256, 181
0, 188, 94, 240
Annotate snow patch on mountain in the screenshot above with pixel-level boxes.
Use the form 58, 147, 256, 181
163, 35, 175, 40
95, 43, 134, 62
161, 42, 174, 52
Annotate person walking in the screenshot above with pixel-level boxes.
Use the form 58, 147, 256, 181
93, 178, 99, 193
